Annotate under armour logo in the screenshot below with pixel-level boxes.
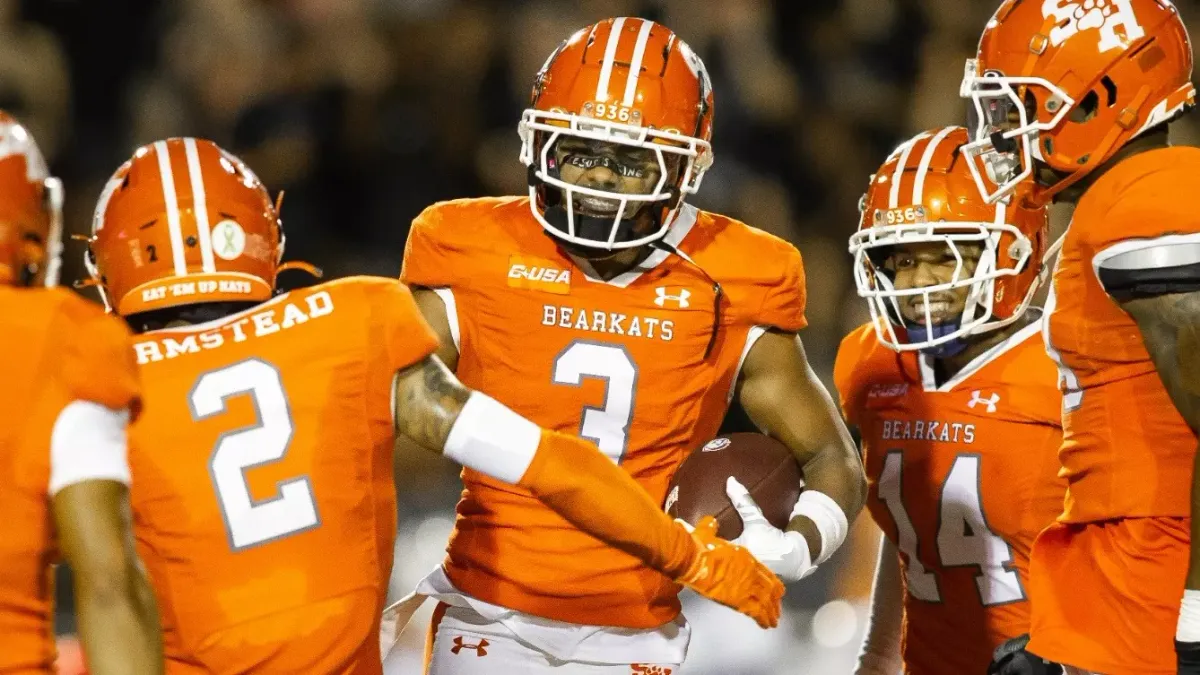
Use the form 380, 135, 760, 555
632, 665, 674, 675
968, 390, 1001, 413
1042, 0, 1144, 53
654, 287, 691, 308
450, 636, 489, 656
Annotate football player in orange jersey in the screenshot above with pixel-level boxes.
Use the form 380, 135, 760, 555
832, 126, 1064, 675
393, 18, 865, 674
958, 1, 1200, 673
82, 136, 782, 675
0, 112, 163, 674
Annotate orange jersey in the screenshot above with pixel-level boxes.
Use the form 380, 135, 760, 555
0, 287, 139, 674
1045, 146, 1200, 522
834, 321, 1064, 675
401, 196, 806, 628
127, 277, 437, 674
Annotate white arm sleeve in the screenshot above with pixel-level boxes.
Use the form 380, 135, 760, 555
854, 536, 905, 675
49, 400, 132, 496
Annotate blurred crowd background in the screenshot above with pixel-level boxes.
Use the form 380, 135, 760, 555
26, 0, 1200, 672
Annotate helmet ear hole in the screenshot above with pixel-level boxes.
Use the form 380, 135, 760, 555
1100, 76, 1118, 107
1069, 91, 1101, 123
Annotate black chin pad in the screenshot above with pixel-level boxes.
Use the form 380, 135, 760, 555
542, 205, 642, 246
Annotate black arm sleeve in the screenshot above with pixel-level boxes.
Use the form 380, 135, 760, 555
1098, 263, 1200, 302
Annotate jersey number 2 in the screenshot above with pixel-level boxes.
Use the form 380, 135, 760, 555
552, 341, 637, 464
190, 358, 319, 550
878, 451, 1025, 606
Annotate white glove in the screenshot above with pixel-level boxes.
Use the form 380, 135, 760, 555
727, 477, 815, 584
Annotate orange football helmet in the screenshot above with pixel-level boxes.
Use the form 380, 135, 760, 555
0, 111, 63, 287
87, 138, 292, 316
961, 0, 1194, 204
519, 17, 714, 249
851, 127, 1049, 354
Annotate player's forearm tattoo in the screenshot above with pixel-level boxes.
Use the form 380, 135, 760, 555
1122, 291, 1200, 429
393, 356, 471, 450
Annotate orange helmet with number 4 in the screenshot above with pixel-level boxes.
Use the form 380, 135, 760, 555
851, 127, 1049, 354
960, 0, 1194, 205
86, 138, 305, 317
0, 111, 64, 287
519, 17, 714, 250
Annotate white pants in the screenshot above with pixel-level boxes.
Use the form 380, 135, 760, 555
1062, 668, 1103, 675
426, 602, 683, 674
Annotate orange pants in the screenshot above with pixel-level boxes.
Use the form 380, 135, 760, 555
1027, 518, 1189, 675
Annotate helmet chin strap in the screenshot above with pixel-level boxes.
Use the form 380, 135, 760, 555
907, 320, 970, 358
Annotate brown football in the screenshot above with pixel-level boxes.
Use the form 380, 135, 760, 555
665, 433, 803, 540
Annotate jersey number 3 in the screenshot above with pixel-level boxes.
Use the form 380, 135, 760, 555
878, 452, 1025, 606
552, 341, 637, 464
190, 358, 319, 551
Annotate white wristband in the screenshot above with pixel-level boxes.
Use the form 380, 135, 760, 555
443, 392, 541, 484
790, 490, 849, 566
1178, 589, 1200, 642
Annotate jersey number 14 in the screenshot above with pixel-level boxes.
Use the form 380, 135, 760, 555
878, 452, 1025, 606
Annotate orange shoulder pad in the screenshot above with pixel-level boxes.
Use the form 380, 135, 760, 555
52, 291, 140, 414
1084, 147, 1200, 251
401, 196, 528, 289
833, 323, 893, 426
321, 275, 440, 373
690, 211, 807, 332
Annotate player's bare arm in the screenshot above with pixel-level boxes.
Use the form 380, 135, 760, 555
731, 328, 866, 580
392, 353, 469, 450
390, 353, 785, 628
1119, 291, 1200, 578
1116, 288, 1200, 669
411, 287, 459, 370
52, 480, 163, 675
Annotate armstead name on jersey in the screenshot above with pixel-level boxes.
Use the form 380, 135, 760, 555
541, 304, 675, 342
133, 290, 334, 364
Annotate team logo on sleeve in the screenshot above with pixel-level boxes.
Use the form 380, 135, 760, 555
508, 255, 571, 295
1042, 0, 1145, 53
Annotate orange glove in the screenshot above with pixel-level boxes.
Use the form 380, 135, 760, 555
673, 516, 784, 629
519, 430, 784, 629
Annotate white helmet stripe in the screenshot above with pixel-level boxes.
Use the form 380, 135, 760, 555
621, 19, 655, 107
183, 138, 216, 273
888, 131, 931, 208
595, 17, 626, 102
912, 126, 956, 205
153, 141, 188, 277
